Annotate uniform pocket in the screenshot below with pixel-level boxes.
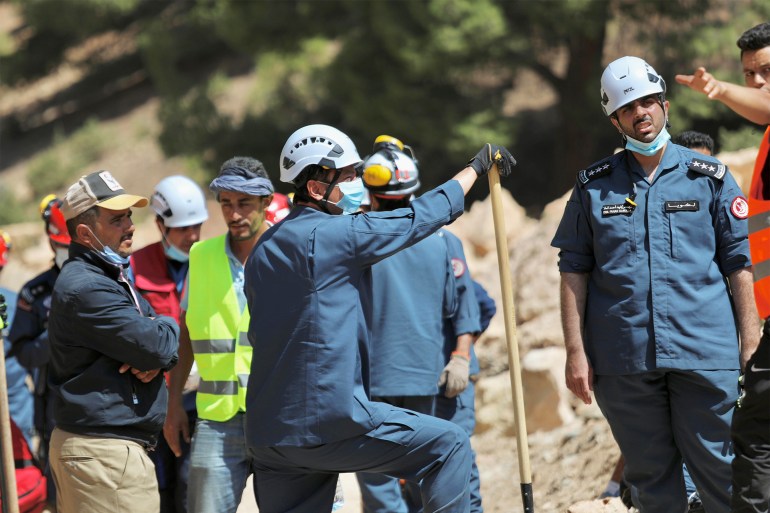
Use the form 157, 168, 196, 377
365, 408, 420, 447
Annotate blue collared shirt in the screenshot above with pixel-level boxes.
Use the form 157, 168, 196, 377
368, 230, 456, 397
551, 145, 750, 374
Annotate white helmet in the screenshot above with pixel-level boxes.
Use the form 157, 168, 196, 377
280, 124, 363, 183
600, 56, 666, 116
363, 135, 421, 197
151, 175, 209, 228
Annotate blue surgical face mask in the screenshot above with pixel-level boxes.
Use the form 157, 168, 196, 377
88, 228, 130, 266
162, 237, 189, 263
625, 126, 671, 156
334, 178, 365, 215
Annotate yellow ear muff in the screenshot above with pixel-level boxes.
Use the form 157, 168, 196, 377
363, 164, 392, 187
373, 135, 404, 151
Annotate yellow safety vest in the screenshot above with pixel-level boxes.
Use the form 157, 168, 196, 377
186, 235, 251, 422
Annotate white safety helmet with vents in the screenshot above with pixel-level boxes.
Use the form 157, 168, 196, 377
600, 56, 666, 116
280, 124, 363, 184
151, 175, 209, 228
363, 135, 421, 197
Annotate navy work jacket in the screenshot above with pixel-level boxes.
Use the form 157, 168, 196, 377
48, 242, 179, 446
244, 182, 465, 447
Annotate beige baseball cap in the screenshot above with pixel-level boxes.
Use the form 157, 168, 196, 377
61, 170, 148, 221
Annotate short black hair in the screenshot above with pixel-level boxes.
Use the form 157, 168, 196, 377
218, 156, 269, 179
673, 130, 714, 154
292, 164, 333, 204
737, 22, 770, 57
65, 206, 99, 239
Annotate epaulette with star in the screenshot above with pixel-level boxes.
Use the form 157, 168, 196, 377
577, 156, 614, 187
688, 157, 726, 180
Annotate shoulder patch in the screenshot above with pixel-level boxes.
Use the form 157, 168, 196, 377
731, 196, 749, 219
451, 258, 466, 278
688, 158, 726, 180
577, 160, 613, 187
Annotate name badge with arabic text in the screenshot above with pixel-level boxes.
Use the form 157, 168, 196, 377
664, 200, 699, 212
602, 204, 635, 217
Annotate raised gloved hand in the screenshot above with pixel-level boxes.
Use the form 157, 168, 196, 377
438, 352, 470, 398
468, 144, 517, 177
0, 293, 6, 330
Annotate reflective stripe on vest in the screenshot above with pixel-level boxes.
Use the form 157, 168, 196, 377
747, 126, 770, 318
186, 235, 252, 422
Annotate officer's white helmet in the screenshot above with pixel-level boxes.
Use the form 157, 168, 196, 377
280, 124, 363, 184
363, 135, 421, 197
600, 56, 666, 116
151, 175, 209, 228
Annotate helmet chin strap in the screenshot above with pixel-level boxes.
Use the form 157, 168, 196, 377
317, 168, 343, 215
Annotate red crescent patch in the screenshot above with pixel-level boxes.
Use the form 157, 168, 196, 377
451, 258, 466, 278
731, 196, 749, 219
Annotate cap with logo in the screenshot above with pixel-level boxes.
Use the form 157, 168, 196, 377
61, 170, 149, 221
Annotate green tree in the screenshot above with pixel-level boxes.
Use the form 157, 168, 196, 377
4, 0, 770, 211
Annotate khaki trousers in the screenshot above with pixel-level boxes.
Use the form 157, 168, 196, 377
49, 428, 159, 513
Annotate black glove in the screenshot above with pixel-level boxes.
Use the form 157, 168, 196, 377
0, 293, 6, 330
468, 144, 517, 177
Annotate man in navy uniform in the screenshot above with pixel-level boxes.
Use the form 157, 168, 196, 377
244, 124, 515, 513
553, 56, 760, 513
355, 135, 481, 513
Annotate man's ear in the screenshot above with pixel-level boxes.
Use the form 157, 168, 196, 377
609, 116, 623, 134
305, 180, 328, 201
75, 223, 94, 246
262, 194, 274, 210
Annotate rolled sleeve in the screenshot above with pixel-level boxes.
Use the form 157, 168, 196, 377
552, 189, 595, 273
716, 180, 752, 275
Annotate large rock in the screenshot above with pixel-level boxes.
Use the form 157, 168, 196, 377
449, 188, 535, 260
521, 347, 574, 432
517, 308, 563, 350
475, 372, 514, 435
510, 218, 561, 326
475, 347, 574, 435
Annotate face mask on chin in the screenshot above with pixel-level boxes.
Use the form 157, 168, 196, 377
87, 228, 130, 266
162, 236, 189, 263
625, 126, 671, 156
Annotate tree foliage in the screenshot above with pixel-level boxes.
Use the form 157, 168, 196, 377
2, 0, 769, 210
